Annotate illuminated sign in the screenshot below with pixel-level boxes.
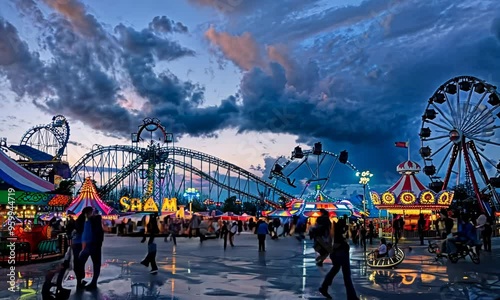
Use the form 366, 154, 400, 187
120, 197, 178, 212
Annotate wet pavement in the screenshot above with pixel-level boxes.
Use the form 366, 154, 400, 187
1, 234, 500, 300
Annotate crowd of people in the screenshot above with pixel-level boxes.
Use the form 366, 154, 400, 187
41, 206, 496, 300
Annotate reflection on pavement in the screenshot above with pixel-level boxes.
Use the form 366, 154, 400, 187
1, 235, 500, 299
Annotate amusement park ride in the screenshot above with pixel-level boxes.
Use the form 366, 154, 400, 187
71, 118, 295, 209
268, 142, 356, 199
419, 76, 500, 214
0, 75, 498, 217
2, 115, 71, 184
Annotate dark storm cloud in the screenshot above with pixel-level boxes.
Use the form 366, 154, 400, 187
0, 19, 45, 97
149, 16, 188, 34
196, 0, 500, 187
492, 17, 500, 41
115, 24, 195, 61
2, 0, 229, 139
1, 0, 500, 185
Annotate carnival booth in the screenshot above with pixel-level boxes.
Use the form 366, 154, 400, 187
370, 160, 453, 236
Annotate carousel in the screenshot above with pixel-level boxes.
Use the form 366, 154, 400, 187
370, 159, 454, 232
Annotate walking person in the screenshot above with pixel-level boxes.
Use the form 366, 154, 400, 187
229, 221, 237, 246
482, 217, 493, 252
221, 221, 229, 250
71, 209, 88, 290
314, 209, 332, 266
393, 215, 401, 244
79, 208, 103, 290
319, 215, 359, 300
140, 213, 159, 274
189, 214, 201, 241
418, 214, 425, 245
237, 220, 243, 235
360, 224, 367, 249
368, 221, 375, 245
168, 219, 179, 246
256, 219, 269, 252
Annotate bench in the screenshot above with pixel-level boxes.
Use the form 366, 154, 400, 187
37, 239, 59, 258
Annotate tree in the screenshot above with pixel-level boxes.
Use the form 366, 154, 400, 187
222, 196, 241, 214
190, 199, 206, 212
242, 201, 257, 216
54, 179, 76, 195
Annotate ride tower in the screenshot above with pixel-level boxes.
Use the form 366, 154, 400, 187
131, 118, 174, 212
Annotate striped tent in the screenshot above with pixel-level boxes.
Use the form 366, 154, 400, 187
65, 177, 115, 215
0, 150, 54, 192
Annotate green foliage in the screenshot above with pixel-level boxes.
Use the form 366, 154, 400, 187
242, 201, 257, 215
222, 196, 242, 214
54, 179, 76, 195
190, 199, 206, 212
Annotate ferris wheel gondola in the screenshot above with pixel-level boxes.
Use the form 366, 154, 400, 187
420, 76, 500, 214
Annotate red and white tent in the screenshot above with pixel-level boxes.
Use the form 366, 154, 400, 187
370, 159, 454, 213
387, 161, 427, 195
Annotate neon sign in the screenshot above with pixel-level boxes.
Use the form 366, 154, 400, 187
120, 197, 178, 212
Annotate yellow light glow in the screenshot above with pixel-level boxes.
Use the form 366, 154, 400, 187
370, 192, 381, 205
381, 192, 395, 205
400, 192, 416, 205
420, 191, 436, 205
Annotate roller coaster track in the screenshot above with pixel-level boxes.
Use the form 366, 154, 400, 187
71, 145, 294, 201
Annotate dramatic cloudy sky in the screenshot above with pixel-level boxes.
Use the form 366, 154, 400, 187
1, 0, 500, 197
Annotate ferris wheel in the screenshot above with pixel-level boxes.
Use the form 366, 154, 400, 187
268, 142, 359, 201
419, 76, 500, 213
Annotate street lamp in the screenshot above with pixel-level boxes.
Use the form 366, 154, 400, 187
356, 171, 373, 221
356, 170, 373, 255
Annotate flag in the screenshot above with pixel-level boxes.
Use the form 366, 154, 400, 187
395, 141, 409, 148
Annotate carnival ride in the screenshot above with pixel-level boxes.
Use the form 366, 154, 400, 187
366, 246, 406, 268
265, 142, 364, 219
4, 115, 71, 182
269, 143, 356, 198
419, 76, 500, 214
370, 160, 454, 215
71, 118, 295, 209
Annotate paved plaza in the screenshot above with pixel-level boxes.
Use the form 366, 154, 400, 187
1, 234, 500, 300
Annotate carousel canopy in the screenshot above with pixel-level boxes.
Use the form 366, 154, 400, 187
65, 177, 116, 216
0, 149, 54, 192
371, 160, 453, 214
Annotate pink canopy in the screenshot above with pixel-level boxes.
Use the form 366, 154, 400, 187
66, 177, 115, 215
0, 150, 53, 192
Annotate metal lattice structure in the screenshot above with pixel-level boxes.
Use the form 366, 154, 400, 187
420, 76, 500, 214
19, 115, 70, 159
71, 145, 295, 204
268, 143, 359, 200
